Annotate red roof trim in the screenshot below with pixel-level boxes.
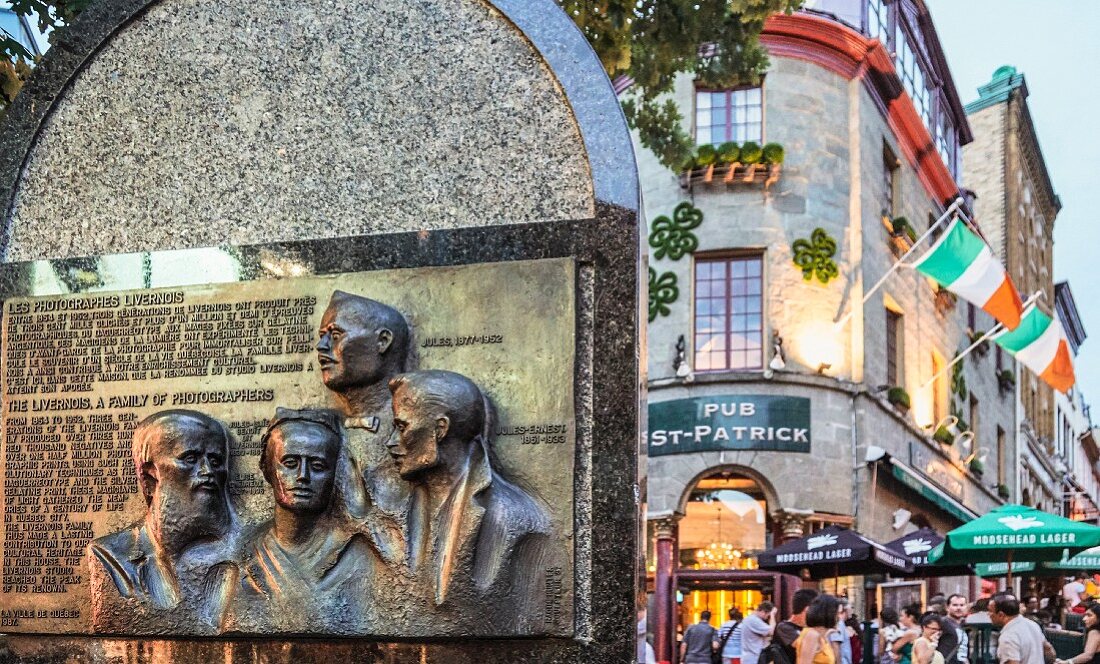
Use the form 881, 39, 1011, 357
761, 13, 959, 206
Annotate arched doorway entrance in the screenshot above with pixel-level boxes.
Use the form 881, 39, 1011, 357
676, 469, 771, 627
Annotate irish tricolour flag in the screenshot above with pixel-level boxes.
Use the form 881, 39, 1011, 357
913, 218, 1023, 330
993, 305, 1076, 393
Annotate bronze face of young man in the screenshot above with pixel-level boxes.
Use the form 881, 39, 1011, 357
315, 290, 411, 563
233, 408, 379, 635
386, 370, 552, 633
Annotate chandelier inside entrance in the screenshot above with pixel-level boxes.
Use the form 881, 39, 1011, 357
695, 501, 749, 569
696, 541, 743, 568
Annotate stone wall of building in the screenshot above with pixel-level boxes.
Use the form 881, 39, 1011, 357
648, 376, 856, 518
964, 105, 1008, 261
642, 48, 1015, 534
644, 56, 853, 382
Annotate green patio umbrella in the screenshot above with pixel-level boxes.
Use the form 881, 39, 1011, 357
1045, 547, 1100, 571
928, 504, 1100, 582
974, 561, 1039, 578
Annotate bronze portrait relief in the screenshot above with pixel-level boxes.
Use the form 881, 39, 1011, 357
3, 258, 576, 638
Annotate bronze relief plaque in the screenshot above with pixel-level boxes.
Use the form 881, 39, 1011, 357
1, 255, 575, 637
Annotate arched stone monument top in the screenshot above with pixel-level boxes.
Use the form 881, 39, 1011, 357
0, 0, 637, 261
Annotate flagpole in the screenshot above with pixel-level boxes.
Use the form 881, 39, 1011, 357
918, 291, 1043, 391
836, 197, 965, 327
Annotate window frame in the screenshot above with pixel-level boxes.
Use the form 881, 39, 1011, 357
885, 308, 903, 387
883, 143, 900, 218
691, 250, 767, 373
694, 83, 766, 147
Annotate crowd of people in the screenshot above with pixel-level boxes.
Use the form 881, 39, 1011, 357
674, 588, 1099, 664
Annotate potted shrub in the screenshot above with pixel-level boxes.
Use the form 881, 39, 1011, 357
888, 217, 916, 255
969, 329, 990, 357
762, 142, 784, 186
887, 387, 910, 415
740, 141, 763, 181
998, 369, 1016, 395
997, 484, 1011, 500
969, 457, 984, 477
933, 426, 954, 445
696, 144, 717, 182
934, 285, 957, 314
889, 216, 917, 241
718, 141, 740, 182
762, 142, 784, 165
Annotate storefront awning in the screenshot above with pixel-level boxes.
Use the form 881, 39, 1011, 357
880, 456, 978, 524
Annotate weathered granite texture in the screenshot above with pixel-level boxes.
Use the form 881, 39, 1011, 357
2, 0, 602, 260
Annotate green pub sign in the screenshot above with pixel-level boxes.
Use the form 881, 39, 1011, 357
648, 395, 811, 456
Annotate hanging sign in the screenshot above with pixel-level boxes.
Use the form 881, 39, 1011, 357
647, 395, 811, 456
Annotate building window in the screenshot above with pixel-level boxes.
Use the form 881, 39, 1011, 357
936, 111, 957, 178
866, 0, 890, 44
696, 87, 763, 147
995, 345, 1004, 372
883, 144, 899, 217
967, 303, 976, 333
895, 24, 929, 127
969, 394, 979, 441
694, 254, 764, 372
886, 308, 903, 386
997, 426, 1007, 485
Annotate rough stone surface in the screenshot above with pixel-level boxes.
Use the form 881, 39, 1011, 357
4, 0, 595, 261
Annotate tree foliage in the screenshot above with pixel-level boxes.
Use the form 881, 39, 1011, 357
0, 0, 91, 109
560, 0, 803, 170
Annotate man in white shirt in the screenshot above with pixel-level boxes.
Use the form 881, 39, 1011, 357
1062, 574, 1088, 611
741, 601, 777, 664
990, 593, 1049, 664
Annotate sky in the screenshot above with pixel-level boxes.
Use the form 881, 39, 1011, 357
926, 0, 1100, 409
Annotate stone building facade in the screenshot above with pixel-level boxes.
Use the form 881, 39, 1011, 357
640, 3, 1017, 658
964, 66, 1068, 516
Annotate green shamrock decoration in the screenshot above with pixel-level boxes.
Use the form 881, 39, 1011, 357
649, 202, 704, 261
648, 268, 679, 322
791, 228, 838, 284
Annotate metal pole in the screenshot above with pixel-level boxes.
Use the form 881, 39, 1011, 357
836, 197, 964, 328
917, 291, 1042, 391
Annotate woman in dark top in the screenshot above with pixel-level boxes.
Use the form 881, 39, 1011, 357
1056, 603, 1100, 664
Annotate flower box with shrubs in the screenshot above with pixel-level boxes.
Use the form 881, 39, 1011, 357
934, 285, 957, 314
998, 369, 1016, 395
680, 141, 785, 190
886, 387, 910, 415
968, 329, 990, 357
886, 216, 917, 257
997, 484, 1011, 500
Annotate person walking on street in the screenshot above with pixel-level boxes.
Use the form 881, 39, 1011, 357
1063, 574, 1089, 614
796, 595, 840, 664
990, 594, 1048, 664
941, 594, 968, 664
1055, 603, 1100, 664
682, 611, 718, 664
829, 599, 854, 664
777, 590, 822, 664
742, 601, 778, 664
913, 614, 945, 664
716, 608, 744, 664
